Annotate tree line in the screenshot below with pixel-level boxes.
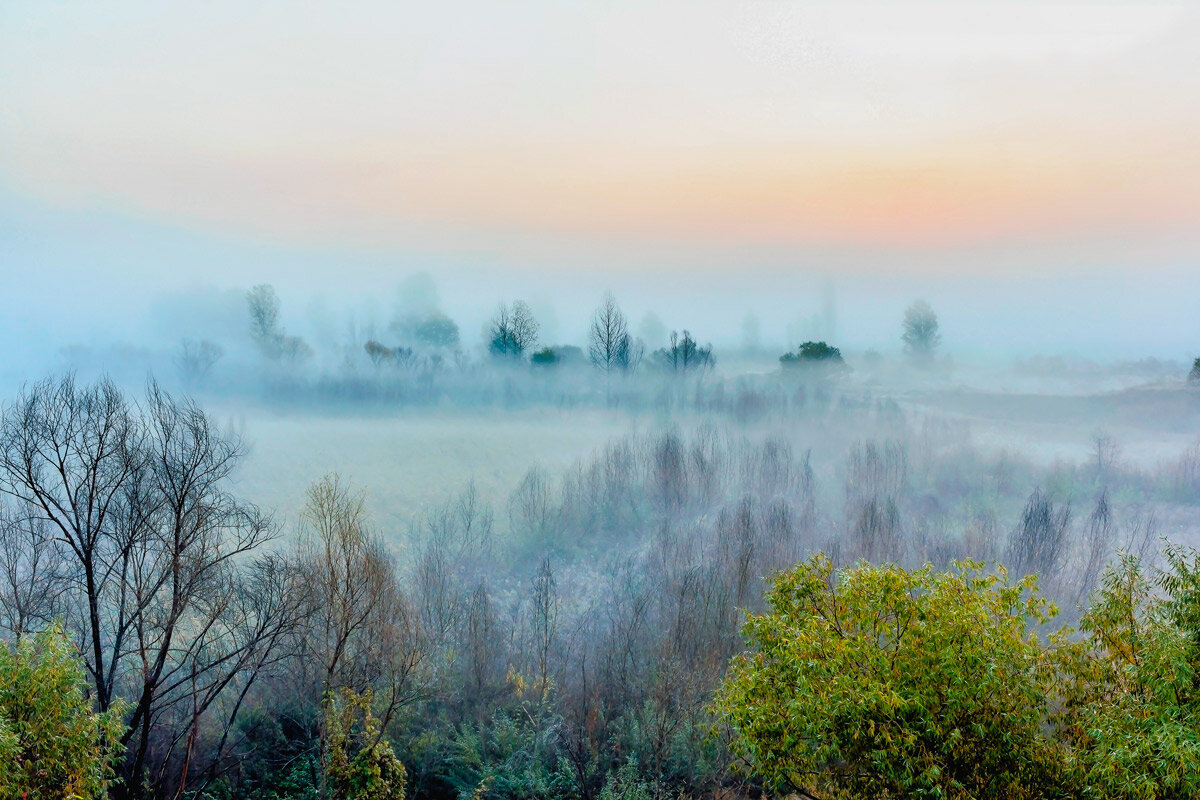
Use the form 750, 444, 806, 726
178, 287, 950, 390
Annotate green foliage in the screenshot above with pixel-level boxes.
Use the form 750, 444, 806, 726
779, 341, 846, 369
1054, 546, 1200, 799
715, 554, 1066, 799
401, 706, 578, 800
597, 761, 665, 800
326, 689, 408, 800
0, 624, 126, 800
530, 348, 558, 366
1189, 357, 1200, 384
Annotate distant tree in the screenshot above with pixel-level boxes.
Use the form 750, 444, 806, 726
246, 283, 312, 364
716, 554, 1066, 799
0, 624, 127, 799
901, 299, 941, 361
488, 301, 539, 360
364, 340, 414, 369
779, 341, 846, 369
531, 345, 587, 369
176, 338, 224, 386
365, 340, 393, 367
654, 330, 714, 373
414, 312, 460, 349
247, 284, 281, 346
1006, 489, 1071, 580
589, 292, 635, 374
1189, 357, 1200, 384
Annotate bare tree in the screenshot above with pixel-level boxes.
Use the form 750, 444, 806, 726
246, 284, 312, 364
297, 474, 396, 693
1076, 490, 1114, 605
488, 300, 540, 359
120, 382, 277, 792
0, 375, 143, 714
1092, 431, 1121, 486
1006, 489, 1071, 579
0, 376, 286, 798
654, 330, 714, 373
175, 339, 224, 387
0, 501, 68, 638
295, 473, 423, 800
589, 293, 634, 375
509, 467, 556, 554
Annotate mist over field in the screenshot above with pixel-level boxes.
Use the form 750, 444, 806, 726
3, 3, 1200, 799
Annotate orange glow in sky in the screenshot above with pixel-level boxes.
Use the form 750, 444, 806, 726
2, 2, 1198, 260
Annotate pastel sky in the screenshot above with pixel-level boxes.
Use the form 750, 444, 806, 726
2, 1, 1199, 360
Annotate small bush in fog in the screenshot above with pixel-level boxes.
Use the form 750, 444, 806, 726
779, 340, 846, 369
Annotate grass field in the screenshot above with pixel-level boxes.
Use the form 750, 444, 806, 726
220, 404, 636, 538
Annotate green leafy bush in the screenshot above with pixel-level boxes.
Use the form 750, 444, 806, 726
0, 624, 126, 800
779, 341, 847, 370
1055, 546, 1200, 799
715, 555, 1066, 799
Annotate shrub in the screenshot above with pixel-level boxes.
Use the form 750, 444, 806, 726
715, 555, 1066, 799
1054, 546, 1200, 799
0, 624, 126, 800
779, 341, 845, 369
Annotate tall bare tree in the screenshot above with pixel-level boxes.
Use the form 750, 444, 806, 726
296, 474, 420, 798
488, 301, 540, 359
0, 376, 288, 798
588, 293, 633, 375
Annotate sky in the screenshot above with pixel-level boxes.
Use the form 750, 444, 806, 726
2, 1, 1199, 363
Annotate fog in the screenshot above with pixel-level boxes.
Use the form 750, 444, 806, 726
3, 3, 1200, 798
4, 183, 1199, 390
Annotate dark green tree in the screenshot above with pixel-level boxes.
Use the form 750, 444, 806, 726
779, 341, 846, 369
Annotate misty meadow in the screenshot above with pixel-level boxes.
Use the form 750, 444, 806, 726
4, 2, 1200, 800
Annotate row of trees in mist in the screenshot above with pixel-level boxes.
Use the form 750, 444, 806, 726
169, 281, 945, 393
4, 373, 1200, 799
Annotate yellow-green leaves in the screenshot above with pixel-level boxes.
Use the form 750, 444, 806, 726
0, 624, 126, 800
1054, 549, 1200, 799
717, 550, 1200, 799
714, 555, 1066, 800
325, 688, 408, 800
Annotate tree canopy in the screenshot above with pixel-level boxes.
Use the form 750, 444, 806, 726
716, 554, 1065, 799
717, 550, 1200, 800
